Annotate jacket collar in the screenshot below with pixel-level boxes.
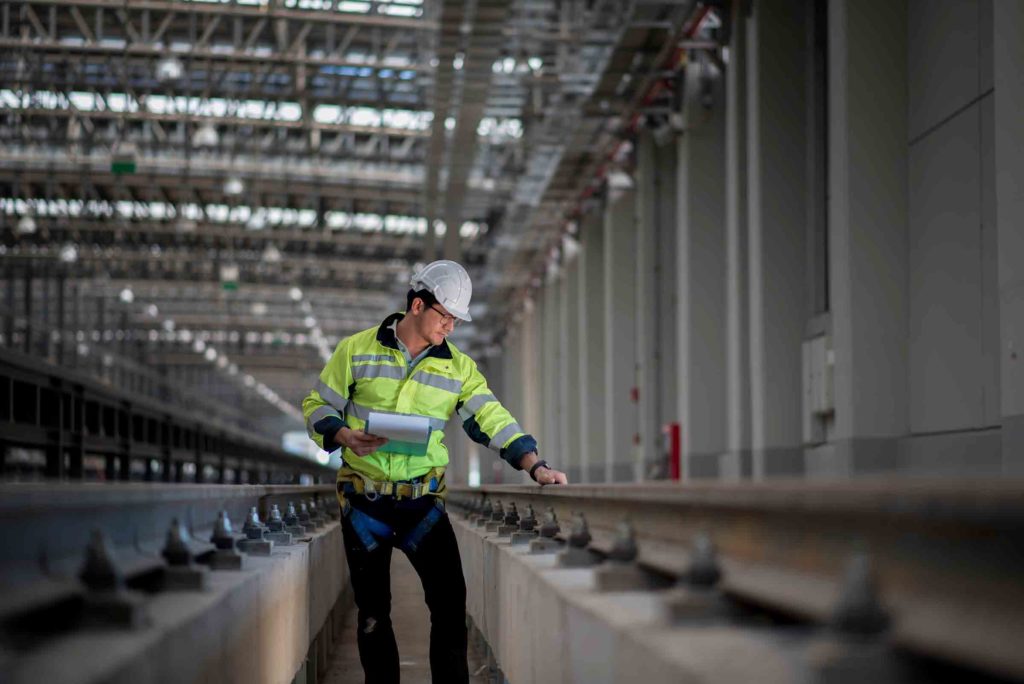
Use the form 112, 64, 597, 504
376, 312, 453, 360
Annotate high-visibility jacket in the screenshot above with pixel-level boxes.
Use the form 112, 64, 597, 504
302, 312, 538, 485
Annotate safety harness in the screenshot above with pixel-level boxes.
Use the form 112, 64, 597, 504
335, 465, 448, 553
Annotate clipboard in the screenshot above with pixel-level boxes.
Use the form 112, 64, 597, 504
364, 412, 433, 456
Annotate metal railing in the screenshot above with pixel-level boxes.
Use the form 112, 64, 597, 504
0, 344, 331, 483
0, 301, 268, 438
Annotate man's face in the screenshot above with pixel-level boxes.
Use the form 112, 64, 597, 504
414, 298, 457, 345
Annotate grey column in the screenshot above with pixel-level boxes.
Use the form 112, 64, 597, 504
541, 280, 562, 470
491, 326, 524, 485
635, 133, 661, 480
520, 296, 542, 483
554, 263, 571, 479
826, 0, 909, 477
446, 411, 466, 485
654, 140, 679, 460
994, 0, 1024, 472
578, 210, 607, 482
655, 141, 679, 471
533, 293, 547, 457
502, 326, 524, 429
725, 4, 751, 478
563, 254, 582, 482
537, 290, 551, 459
746, 0, 808, 479
676, 55, 728, 480
603, 189, 638, 482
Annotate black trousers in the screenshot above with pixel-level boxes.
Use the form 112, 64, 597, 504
340, 496, 469, 684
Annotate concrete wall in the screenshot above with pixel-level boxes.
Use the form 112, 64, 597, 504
906, 0, 1001, 473
992, 0, 1024, 474
510, 0, 1022, 483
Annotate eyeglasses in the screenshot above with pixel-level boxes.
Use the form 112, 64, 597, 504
429, 304, 461, 328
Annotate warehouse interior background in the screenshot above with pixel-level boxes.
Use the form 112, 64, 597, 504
2, 2, 1024, 683
0, 0, 1021, 484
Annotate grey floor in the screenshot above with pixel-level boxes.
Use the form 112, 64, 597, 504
323, 552, 490, 683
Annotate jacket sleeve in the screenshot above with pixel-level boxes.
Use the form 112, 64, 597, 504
456, 357, 538, 470
301, 337, 354, 452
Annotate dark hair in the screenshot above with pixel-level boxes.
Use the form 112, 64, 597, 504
406, 288, 436, 312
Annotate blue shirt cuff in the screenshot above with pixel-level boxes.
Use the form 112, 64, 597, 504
313, 416, 346, 453
500, 435, 538, 470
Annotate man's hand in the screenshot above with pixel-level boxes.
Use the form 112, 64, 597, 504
519, 451, 569, 485
534, 466, 568, 486
337, 427, 388, 457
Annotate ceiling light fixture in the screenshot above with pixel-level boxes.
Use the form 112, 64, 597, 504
223, 176, 245, 196
155, 56, 184, 82
193, 122, 219, 147
262, 243, 282, 264
59, 243, 78, 263
17, 215, 37, 235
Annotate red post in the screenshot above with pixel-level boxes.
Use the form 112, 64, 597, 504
664, 422, 681, 480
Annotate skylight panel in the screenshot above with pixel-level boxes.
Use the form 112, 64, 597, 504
338, 1, 371, 13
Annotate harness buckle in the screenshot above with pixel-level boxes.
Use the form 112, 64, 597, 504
362, 479, 380, 502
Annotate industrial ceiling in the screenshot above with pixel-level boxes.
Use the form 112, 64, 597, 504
0, 0, 719, 440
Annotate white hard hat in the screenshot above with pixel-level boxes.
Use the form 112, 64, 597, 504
410, 260, 473, 322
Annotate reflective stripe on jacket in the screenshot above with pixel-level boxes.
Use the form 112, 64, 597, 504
301, 312, 537, 482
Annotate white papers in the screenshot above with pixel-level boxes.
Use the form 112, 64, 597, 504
364, 412, 432, 445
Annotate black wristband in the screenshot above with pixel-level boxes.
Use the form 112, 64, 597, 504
528, 460, 549, 482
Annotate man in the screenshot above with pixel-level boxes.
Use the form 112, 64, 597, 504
302, 259, 567, 683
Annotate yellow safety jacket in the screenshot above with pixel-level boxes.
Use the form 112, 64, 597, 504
302, 312, 537, 496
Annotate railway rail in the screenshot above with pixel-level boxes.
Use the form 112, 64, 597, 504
2, 478, 1020, 683
448, 481, 1024, 682
0, 482, 346, 684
